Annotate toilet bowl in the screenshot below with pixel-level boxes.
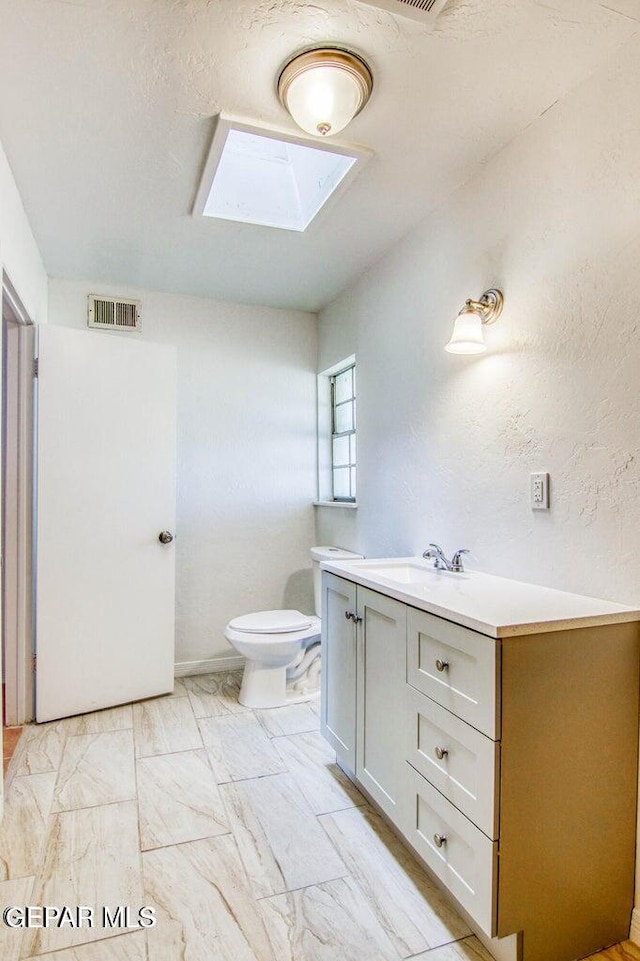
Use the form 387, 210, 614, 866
224, 546, 363, 709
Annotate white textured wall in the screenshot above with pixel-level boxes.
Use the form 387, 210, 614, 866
318, 34, 640, 608
48, 281, 317, 666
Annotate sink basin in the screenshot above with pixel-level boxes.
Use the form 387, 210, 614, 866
347, 559, 457, 586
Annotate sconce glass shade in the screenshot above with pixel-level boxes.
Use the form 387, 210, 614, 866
444, 308, 487, 354
278, 49, 373, 138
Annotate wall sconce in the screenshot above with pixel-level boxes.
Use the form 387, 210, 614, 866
445, 288, 504, 355
278, 47, 373, 138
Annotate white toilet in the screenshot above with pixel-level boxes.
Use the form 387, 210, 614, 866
224, 546, 363, 709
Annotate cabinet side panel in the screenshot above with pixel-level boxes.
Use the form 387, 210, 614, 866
321, 573, 357, 768
498, 623, 639, 961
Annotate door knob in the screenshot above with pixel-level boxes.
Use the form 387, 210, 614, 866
158, 531, 174, 544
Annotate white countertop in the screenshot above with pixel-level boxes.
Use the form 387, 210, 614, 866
320, 557, 640, 638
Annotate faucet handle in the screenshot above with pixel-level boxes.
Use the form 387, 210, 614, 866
423, 543, 444, 557
451, 549, 470, 572
423, 543, 446, 569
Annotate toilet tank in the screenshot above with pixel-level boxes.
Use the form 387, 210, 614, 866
310, 546, 364, 616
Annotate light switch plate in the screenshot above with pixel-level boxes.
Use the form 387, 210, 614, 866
530, 472, 550, 510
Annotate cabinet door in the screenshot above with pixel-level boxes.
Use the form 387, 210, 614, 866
356, 587, 407, 820
321, 573, 358, 771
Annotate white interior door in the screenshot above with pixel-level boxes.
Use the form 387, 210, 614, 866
35, 326, 177, 722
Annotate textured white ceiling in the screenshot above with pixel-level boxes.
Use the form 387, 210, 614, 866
0, 0, 637, 311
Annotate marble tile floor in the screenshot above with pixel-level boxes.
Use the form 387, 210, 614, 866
0, 671, 631, 961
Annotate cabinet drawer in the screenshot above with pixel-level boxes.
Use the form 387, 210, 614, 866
407, 608, 499, 738
405, 764, 497, 936
405, 687, 500, 839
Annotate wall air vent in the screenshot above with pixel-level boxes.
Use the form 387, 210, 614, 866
88, 295, 141, 332
356, 0, 450, 23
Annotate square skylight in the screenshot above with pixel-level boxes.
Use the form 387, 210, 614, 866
194, 117, 369, 232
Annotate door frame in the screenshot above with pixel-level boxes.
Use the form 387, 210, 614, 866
2, 274, 35, 726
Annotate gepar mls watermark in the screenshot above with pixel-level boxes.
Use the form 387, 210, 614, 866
2, 905, 157, 929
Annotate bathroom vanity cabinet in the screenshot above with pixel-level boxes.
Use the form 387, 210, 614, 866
320, 564, 640, 961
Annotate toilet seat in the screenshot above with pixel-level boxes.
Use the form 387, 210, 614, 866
228, 609, 312, 635
225, 615, 320, 648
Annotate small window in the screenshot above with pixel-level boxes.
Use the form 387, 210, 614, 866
330, 363, 356, 502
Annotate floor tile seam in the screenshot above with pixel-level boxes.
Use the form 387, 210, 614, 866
61, 724, 134, 740
210, 767, 293, 788
0, 869, 37, 886
136, 740, 223, 785
132, 731, 152, 897
51, 791, 138, 816
192, 706, 253, 720
6, 768, 61, 790
133, 745, 210, 765
80, 722, 135, 733
263, 727, 321, 740
134, 741, 205, 761
139, 829, 234, 855
311, 799, 368, 817
48, 795, 139, 817
253, 869, 352, 902
194, 714, 254, 738
21, 925, 147, 960
401, 933, 479, 959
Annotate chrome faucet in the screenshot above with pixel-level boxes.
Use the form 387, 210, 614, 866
422, 543, 470, 573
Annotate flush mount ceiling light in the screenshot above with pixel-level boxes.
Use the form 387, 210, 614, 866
277, 48, 373, 138
445, 288, 504, 355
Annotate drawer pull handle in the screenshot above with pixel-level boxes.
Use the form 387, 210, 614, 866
435, 746, 449, 760
435, 659, 449, 673
345, 611, 353, 621
433, 833, 447, 848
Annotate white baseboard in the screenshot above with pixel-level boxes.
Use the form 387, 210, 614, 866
630, 908, 640, 945
175, 655, 244, 677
